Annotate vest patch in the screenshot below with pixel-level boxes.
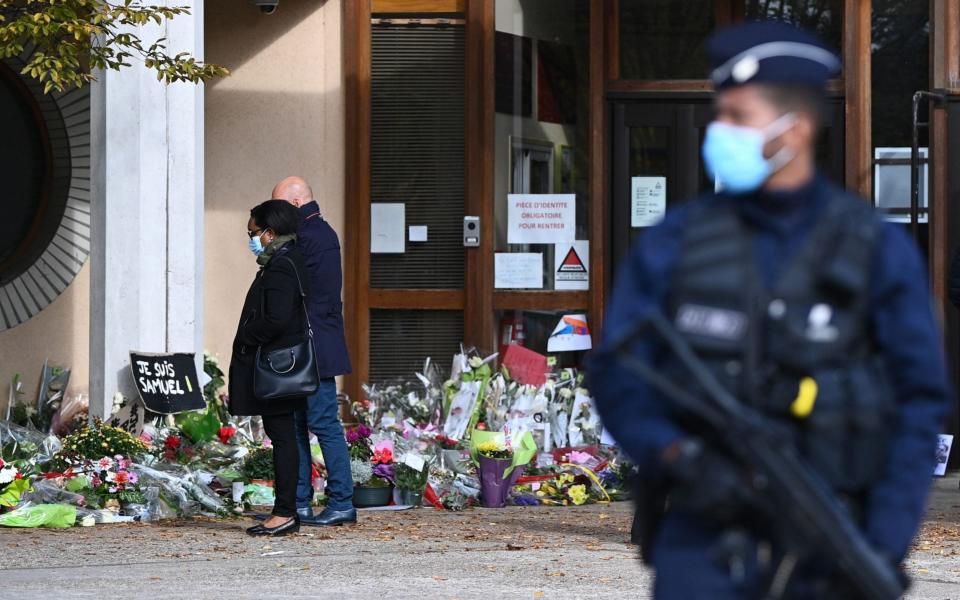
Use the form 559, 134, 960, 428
675, 303, 748, 341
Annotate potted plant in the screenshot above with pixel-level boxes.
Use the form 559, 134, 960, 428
347, 425, 393, 508
241, 446, 275, 486
476, 440, 521, 508
393, 459, 430, 507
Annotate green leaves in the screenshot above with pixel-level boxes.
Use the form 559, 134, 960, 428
0, 0, 228, 93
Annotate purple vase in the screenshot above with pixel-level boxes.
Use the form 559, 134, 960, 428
478, 456, 523, 508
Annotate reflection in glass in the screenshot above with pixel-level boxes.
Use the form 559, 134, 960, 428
744, 0, 843, 52
495, 0, 590, 290
629, 126, 669, 246
870, 0, 929, 249
496, 309, 588, 369
619, 0, 714, 80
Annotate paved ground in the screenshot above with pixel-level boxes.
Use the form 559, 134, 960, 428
1, 477, 960, 599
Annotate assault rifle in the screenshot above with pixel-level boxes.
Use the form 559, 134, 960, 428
611, 311, 906, 600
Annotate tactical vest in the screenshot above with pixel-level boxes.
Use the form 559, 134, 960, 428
667, 193, 895, 494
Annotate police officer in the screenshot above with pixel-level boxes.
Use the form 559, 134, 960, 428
589, 21, 951, 598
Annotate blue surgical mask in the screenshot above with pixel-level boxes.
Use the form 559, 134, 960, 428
248, 235, 264, 257
702, 113, 796, 194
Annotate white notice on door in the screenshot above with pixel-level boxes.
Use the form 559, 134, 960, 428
631, 177, 667, 228
495, 253, 543, 289
371, 203, 405, 253
508, 194, 576, 244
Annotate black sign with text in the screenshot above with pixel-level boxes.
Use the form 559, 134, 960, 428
129, 352, 205, 415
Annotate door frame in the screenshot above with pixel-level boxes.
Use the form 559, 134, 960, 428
342, 0, 605, 402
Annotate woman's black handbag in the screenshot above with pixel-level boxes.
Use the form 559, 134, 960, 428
253, 255, 320, 400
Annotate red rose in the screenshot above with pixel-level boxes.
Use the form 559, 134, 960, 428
164, 435, 182, 450
217, 426, 237, 445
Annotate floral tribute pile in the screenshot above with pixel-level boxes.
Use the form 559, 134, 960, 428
0, 348, 632, 529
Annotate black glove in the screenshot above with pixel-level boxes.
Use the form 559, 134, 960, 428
665, 438, 755, 522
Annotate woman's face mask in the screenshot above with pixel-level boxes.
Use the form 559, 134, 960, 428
702, 112, 796, 194
248, 234, 264, 257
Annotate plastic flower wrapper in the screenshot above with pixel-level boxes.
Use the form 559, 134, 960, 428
482, 374, 511, 432
242, 483, 275, 507
20, 477, 90, 508
525, 464, 610, 506
549, 380, 576, 450
0, 503, 76, 528
175, 401, 222, 445
0, 420, 62, 473
468, 429, 537, 479
414, 356, 446, 427
504, 384, 548, 437
130, 463, 226, 518
567, 388, 601, 447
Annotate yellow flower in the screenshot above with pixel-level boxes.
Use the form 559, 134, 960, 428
476, 441, 505, 453
557, 474, 574, 486
568, 484, 588, 506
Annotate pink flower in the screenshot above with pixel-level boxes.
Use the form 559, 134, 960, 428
127, 472, 139, 484
566, 451, 592, 465
97, 457, 114, 470
139, 431, 153, 444
109, 471, 131, 486
108, 486, 117, 493
91, 476, 102, 487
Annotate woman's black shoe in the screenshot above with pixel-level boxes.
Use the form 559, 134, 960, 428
246, 515, 300, 537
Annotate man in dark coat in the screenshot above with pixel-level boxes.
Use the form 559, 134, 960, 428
272, 176, 355, 525
589, 21, 951, 598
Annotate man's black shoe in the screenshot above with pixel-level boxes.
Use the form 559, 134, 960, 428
297, 507, 324, 526
311, 507, 357, 526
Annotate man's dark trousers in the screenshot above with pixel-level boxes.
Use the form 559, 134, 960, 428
295, 378, 353, 511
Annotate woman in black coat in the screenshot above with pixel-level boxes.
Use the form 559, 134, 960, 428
230, 200, 309, 536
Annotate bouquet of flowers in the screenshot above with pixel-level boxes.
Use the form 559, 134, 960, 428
81, 455, 145, 508
434, 434, 461, 450
49, 419, 147, 472
347, 425, 394, 487
476, 440, 513, 460
158, 433, 198, 465
512, 464, 610, 506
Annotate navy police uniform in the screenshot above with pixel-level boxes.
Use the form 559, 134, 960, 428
589, 22, 952, 598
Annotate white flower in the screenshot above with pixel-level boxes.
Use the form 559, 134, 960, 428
468, 356, 484, 369
559, 388, 574, 400
97, 457, 114, 470
0, 465, 18, 485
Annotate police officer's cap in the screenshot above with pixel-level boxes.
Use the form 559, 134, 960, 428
707, 21, 840, 91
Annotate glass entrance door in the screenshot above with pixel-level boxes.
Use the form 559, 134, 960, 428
610, 100, 713, 272
610, 98, 845, 277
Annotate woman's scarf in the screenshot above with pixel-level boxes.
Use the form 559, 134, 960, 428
256, 234, 298, 267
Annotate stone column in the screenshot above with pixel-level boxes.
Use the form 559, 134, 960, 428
89, 3, 205, 419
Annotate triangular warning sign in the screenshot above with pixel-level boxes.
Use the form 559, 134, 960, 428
558, 247, 587, 273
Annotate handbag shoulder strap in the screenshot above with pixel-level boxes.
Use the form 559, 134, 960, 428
276, 254, 314, 338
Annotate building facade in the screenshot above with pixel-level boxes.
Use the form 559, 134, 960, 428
0, 0, 958, 427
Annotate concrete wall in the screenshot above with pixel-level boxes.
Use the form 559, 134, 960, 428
0, 264, 90, 415
0, 0, 344, 415
203, 0, 344, 372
